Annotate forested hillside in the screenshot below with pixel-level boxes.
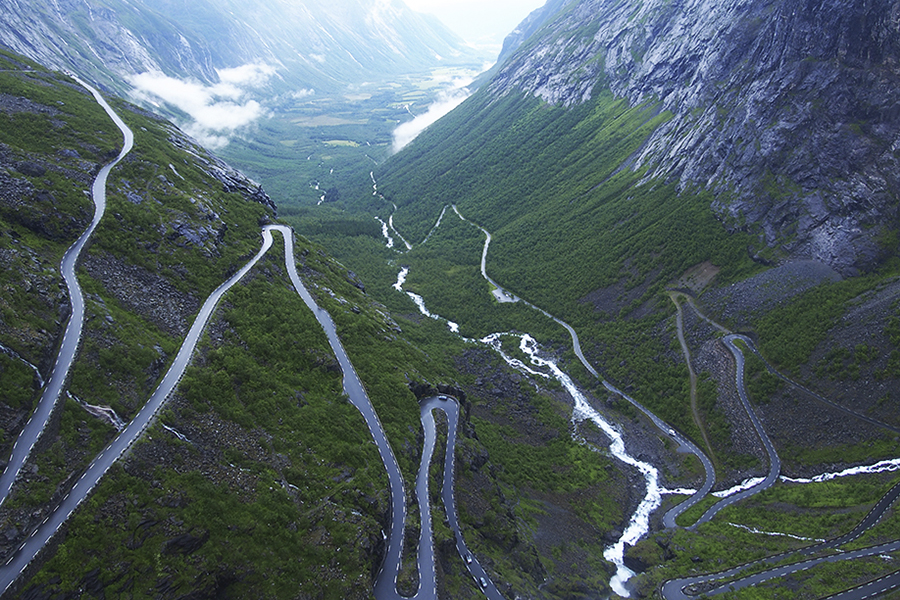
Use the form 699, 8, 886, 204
0, 49, 495, 599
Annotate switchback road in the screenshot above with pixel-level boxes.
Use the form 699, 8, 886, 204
688, 335, 782, 528
0, 77, 133, 507
0, 90, 492, 599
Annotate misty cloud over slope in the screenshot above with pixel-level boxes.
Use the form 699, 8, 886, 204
128, 64, 277, 149
0, 0, 489, 147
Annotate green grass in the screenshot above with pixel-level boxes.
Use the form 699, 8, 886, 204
0, 50, 119, 157
0, 354, 38, 415
29, 260, 393, 599
754, 275, 885, 374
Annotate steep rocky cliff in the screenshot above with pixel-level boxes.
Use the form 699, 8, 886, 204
489, 0, 900, 275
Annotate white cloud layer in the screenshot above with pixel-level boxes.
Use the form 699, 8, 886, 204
289, 88, 315, 100
128, 63, 277, 149
391, 77, 473, 153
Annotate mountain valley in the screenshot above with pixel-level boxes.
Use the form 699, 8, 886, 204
0, 0, 899, 599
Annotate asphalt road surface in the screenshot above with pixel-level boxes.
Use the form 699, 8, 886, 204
0, 78, 134, 508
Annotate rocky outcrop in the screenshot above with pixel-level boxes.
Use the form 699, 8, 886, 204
83, 251, 200, 338
165, 131, 278, 215
407, 381, 467, 403
492, 0, 900, 275
206, 161, 277, 216
493, 0, 572, 68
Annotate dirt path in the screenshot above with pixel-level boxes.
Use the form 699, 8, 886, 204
668, 291, 717, 468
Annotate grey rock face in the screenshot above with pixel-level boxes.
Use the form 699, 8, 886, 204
165, 131, 277, 215
492, 0, 900, 275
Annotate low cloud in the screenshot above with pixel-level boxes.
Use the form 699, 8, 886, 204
392, 77, 473, 153
289, 88, 315, 100
128, 63, 276, 149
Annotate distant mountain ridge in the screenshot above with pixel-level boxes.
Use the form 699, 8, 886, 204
0, 0, 482, 95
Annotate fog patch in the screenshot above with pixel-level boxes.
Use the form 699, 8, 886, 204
128, 63, 276, 149
391, 76, 473, 153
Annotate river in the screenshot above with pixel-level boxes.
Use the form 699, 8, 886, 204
377, 200, 900, 599
395, 264, 665, 597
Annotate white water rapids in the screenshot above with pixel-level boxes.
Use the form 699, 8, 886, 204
713, 477, 767, 498
372, 193, 900, 598
389, 210, 412, 251
482, 334, 661, 597
393, 270, 658, 596
727, 522, 826, 543
375, 217, 395, 249
781, 458, 900, 484
393, 267, 459, 333
710, 455, 900, 500
379, 198, 675, 597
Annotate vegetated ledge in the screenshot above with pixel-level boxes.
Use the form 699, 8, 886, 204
165, 131, 277, 217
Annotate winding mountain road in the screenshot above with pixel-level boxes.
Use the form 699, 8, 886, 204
0, 89, 493, 600
0, 78, 133, 508
278, 225, 493, 599
668, 293, 717, 459
659, 294, 718, 528
419, 396, 504, 600
0, 222, 274, 596
663, 539, 900, 600
662, 478, 900, 599
0, 219, 493, 599
687, 335, 782, 527
429, 206, 900, 598
660, 335, 900, 600
742, 337, 900, 437
449, 206, 716, 532
0, 220, 427, 597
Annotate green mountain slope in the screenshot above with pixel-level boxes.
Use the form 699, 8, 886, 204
316, 0, 900, 596
0, 48, 639, 600
0, 50, 416, 598
279, 0, 900, 593
4, 0, 900, 594
365, 0, 900, 466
